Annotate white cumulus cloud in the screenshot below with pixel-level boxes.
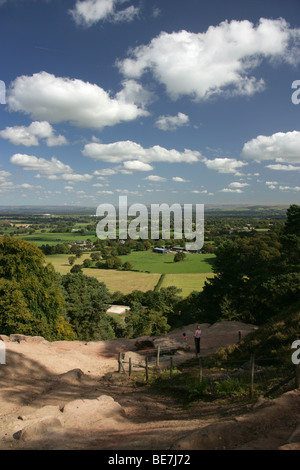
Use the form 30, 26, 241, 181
155, 112, 189, 131
7, 72, 148, 130
70, 0, 139, 27
279, 185, 300, 191
10, 153, 93, 183
118, 18, 300, 100
123, 160, 154, 172
228, 182, 250, 188
0, 121, 67, 147
172, 176, 190, 182
266, 164, 300, 171
203, 157, 247, 174
220, 188, 244, 193
145, 175, 167, 182
0, 170, 13, 192
82, 140, 202, 164
241, 130, 300, 164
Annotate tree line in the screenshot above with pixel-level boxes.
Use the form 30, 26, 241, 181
0, 205, 299, 341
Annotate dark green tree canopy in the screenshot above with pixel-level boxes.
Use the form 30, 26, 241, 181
61, 272, 114, 341
284, 204, 300, 236
196, 205, 300, 325
0, 237, 66, 338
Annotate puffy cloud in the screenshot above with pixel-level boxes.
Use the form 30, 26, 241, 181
82, 140, 201, 164
123, 161, 153, 172
172, 176, 189, 182
228, 182, 249, 188
94, 168, 117, 176
203, 157, 247, 174
96, 190, 114, 195
0, 170, 13, 192
220, 188, 244, 193
266, 164, 300, 171
0, 121, 67, 147
10, 154, 73, 176
7, 72, 147, 130
144, 175, 167, 182
112, 5, 139, 23
118, 18, 300, 100
155, 112, 189, 131
241, 130, 300, 164
219, 181, 250, 194
116, 79, 154, 108
266, 181, 279, 189
70, 0, 139, 27
10, 153, 93, 182
279, 185, 300, 191
115, 188, 143, 196
60, 173, 93, 182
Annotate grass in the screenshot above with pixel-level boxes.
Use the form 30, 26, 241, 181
45, 254, 160, 294
159, 273, 215, 298
15, 231, 98, 246
45, 250, 215, 297
45, 253, 92, 274
118, 251, 215, 274
82, 268, 161, 294
214, 301, 300, 365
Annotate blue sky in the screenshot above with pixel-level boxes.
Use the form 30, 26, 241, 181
0, 0, 300, 207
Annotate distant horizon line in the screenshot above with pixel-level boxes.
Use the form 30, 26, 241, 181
0, 202, 294, 211
0, 203, 294, 208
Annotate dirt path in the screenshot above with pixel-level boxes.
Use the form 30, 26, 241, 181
0, 322, 299, 450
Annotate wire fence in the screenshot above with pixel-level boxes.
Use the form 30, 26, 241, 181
117, 348, 300, 400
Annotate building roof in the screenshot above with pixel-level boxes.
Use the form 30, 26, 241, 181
106, 305, 131, 315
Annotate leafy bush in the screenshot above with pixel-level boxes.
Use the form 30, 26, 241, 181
188, 379, 209, 400
215, 377, 243, 396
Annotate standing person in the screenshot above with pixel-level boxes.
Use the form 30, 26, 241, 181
194, 325, 202, 357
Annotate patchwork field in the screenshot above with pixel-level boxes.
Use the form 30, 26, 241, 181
46, 251, 215, 297
45, 254, 160, 294
17, 232, 98, 247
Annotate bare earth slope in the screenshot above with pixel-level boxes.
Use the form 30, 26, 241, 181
0, 321, 299, 450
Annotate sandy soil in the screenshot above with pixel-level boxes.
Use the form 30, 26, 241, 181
0, 321, 299, 451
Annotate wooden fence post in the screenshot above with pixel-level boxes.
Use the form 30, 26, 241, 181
156, 346, 160, 368
249, 353, 255, 398
199, 357, 203, 384
145, 356, 149, 382
118, 352, 121, 373
118, 352, 126, 374
170, 357, 173, 379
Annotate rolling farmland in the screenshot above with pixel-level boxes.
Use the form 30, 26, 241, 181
45, 251, 215, 297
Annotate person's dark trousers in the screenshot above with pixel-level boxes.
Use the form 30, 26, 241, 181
195, 337, 200, 355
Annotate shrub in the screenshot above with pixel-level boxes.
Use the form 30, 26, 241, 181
215, 377, 243, 396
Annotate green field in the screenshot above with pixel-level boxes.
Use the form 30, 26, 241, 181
45, 253, 92, 275
45, 254, 160, 294
159, 273, 215, 298
45, 251, 215, 297
118, 251, 215, 274
83, 269, 161, 294
17, 231, 98, 247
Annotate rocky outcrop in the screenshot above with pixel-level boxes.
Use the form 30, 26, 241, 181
13, 394, 127, 444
